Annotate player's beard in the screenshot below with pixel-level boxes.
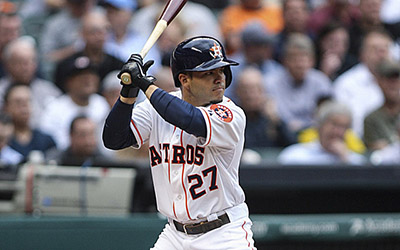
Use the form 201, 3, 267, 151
209, 98, 223, 105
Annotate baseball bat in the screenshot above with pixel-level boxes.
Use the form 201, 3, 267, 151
120, 0, 188, 85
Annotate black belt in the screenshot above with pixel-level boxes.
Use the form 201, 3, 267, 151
173, 213, 230, 235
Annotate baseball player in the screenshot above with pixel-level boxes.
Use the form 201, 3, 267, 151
103, 36, 256, 250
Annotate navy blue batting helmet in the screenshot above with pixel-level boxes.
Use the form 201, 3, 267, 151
170, 36, 239, 88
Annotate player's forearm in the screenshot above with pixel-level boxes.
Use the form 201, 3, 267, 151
102, 99, 137, 150
148, 88, 206, 138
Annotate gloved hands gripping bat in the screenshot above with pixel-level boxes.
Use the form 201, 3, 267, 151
117, 54, 155, 98
119, 0, 187, 89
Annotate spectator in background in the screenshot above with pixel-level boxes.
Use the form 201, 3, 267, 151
152, 66, 178, 93
225, 21, 284, 102
3, 84, 56, 161
0, 37, 62, 127
307, 0, 361, 36
347, 0, 400, 59
274, 0, 312, 62
101, 0, 161, 70
130, 0, 221, 44
47, 115, 108, 166
370, 114, 400, 165
0, 1, 22, 78
39, 56, 110, 151
315, 22, 358, 80
363, 59, 400, 150
333, 29, 394, 137
380, 0, 400, 24
39, 0, 95, 80
278, 101, 366, 165
236, 66, 296, 149
298, 95, 367, 155
54, 9, 124, 93
265, 33, 332, 135
219, 0, 283, 55
0, 112, 23, 166
101, 70, 121, 109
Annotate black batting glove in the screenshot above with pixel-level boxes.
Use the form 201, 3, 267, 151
117, 54, 155, 97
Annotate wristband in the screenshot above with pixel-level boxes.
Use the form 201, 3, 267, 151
120, 85, 140, 98
136, 76, 156, 93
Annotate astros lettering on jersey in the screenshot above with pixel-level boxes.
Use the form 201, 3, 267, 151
130, 92, 246, 223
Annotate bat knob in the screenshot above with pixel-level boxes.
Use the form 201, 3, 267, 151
121, 73, 132, 85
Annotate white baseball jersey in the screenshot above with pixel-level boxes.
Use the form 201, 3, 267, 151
130, 91, 246, 223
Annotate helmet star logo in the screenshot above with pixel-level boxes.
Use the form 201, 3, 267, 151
209, 43, 223, 59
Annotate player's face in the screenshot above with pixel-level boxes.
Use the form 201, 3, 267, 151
183, 67, 226, 106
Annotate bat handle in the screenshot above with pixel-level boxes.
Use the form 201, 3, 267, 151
120, 20, 167, 85
121, 73, 132, 85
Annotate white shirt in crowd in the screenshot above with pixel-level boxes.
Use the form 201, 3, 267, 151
278, 141, 366, 165
333, 63, 384, 136
370, 142, 400, 165
39, 94, 110, 150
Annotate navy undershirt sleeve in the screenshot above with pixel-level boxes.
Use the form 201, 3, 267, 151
150, 88, 207, 138
102, 99, 137, 150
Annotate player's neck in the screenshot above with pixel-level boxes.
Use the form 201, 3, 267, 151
182, 95, 199, 106
181, 89, 199, 106
182, 93, 210, 107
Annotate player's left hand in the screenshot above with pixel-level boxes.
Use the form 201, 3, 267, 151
118, 54, 155, 97
118, 54, 154, 82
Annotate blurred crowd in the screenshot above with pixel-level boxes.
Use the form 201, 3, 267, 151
0, 0, 400, 169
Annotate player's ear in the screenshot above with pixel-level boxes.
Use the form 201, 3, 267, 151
178, 73, 190, 87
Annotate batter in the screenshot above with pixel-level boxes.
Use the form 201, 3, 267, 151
103, 36, 256, 250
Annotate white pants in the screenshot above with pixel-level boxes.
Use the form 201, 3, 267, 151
150, 204, 257, 250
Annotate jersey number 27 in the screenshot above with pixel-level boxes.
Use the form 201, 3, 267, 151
188, 165, 218, 200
